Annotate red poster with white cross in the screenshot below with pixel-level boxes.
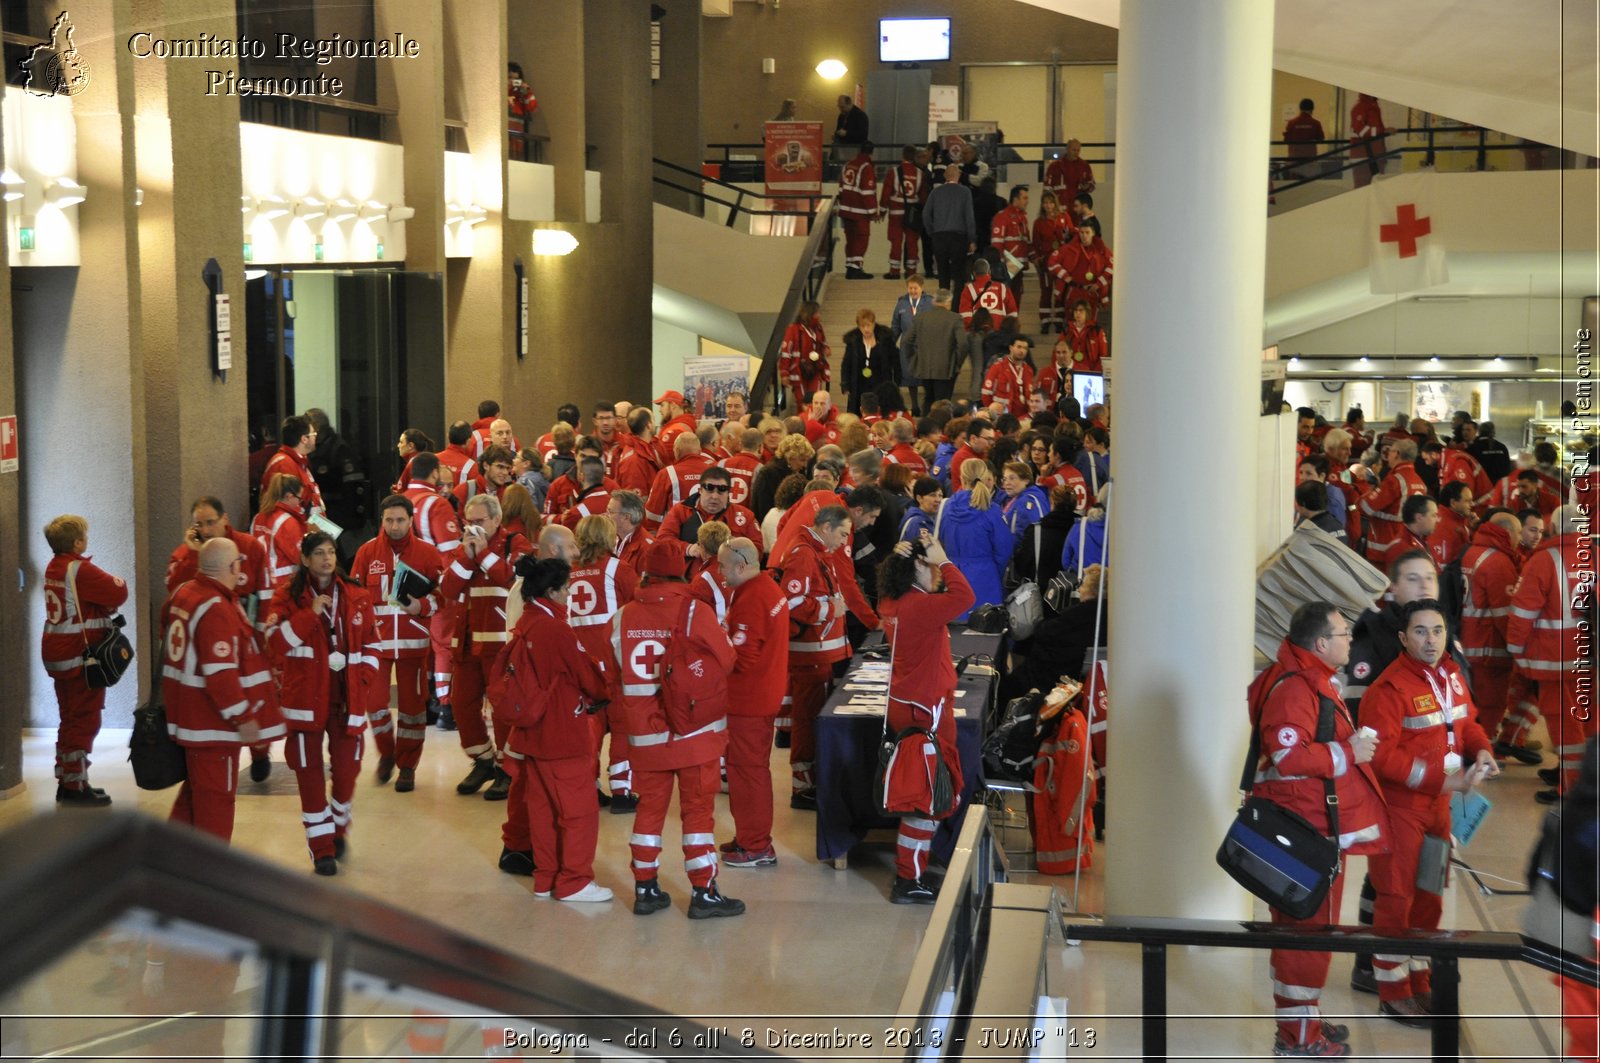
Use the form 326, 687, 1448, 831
0, 415, 17, 473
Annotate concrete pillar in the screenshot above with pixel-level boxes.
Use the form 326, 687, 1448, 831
377, 0, 446, 274
519, 1, 586, 222
652, 0, 702, 214
1104, 0, 1274, 918
0, 3, 21, 794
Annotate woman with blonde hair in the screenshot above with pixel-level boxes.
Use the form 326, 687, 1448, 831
934, 457, 1011, 619
253, 473, 307, 590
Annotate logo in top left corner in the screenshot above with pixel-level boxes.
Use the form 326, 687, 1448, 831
21, 11, 92, 98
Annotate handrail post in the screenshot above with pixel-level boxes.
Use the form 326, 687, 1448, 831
1430, 955, 1460, 1063
1141, 942, 1167, 1063
1476, 128, 1488, 172
727, 189, 744, 228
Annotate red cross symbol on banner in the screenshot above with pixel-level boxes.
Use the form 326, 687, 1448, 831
630, 639, 666, 679
1380, 203, 1431, 259
567, 581, 598, 615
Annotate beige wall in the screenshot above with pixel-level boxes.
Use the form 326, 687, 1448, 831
701, 0, 1116, 146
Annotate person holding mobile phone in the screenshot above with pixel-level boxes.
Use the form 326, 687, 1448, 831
1360, 598, 1498, 1027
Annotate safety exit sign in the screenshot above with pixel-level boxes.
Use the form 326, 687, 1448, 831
0, 415, 17, 473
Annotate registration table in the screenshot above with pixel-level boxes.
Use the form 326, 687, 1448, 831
813, 626, 1004, 868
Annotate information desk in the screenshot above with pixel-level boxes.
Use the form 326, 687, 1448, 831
813, 626, 1003, 868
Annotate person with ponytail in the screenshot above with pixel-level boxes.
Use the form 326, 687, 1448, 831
496, 555, 614, 903
934, 457, 1011, 619
262, 531, 378, 876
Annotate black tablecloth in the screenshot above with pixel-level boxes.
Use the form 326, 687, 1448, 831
813, 626, 1002, 863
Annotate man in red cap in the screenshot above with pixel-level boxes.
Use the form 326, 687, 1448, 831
654, 390, 698, 466
611, 538, 744, 918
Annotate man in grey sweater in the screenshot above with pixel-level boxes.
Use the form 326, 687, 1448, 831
900, 289, 965, 407
924, 164, 975, 293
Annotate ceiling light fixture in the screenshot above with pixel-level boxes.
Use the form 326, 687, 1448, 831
815, 59, 847, 79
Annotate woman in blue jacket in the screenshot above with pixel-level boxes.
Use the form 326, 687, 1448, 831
898, 476, 943, 542
998, 461, 1050, 545
937, 459, 1012, 620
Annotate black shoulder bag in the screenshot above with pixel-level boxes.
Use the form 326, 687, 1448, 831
1216, 674, 1342, 920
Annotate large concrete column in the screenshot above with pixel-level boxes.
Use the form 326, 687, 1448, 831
1105, 0, 1274, 918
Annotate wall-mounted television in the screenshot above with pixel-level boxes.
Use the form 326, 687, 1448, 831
879, 18, 951, 63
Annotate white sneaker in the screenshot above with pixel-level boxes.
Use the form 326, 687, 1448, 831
558, 881, 614, 903
533, 890, 552, 900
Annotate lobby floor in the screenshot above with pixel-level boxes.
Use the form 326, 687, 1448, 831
0, 723, 1583, 1061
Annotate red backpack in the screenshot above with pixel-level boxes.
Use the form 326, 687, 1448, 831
488, 631, 547, 727
660, 599, 728, 735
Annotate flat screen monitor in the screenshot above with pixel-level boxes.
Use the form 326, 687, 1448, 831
1073, 372, 1105, 410
879, 18, 951, 63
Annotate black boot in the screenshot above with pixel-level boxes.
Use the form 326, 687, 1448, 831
455, 756, 496, 795
436, 705, 456, 731
498, 847, 534, 876
483, 766, 513, 801
633, 878, 672, 916
688, 880, 746, 919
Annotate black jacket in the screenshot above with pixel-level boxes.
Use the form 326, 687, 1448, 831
1010, 504, 1076, 588
751, 458, 801, 524
1343, 601, 1470, 723
840, 325, 900, 400
834, 106, 869, 145
1014, 597, 1106, 694
1468, 437, 1512, 483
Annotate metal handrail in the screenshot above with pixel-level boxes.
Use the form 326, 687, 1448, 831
749, 198, 838, 413
0, 812, 777, 1060
1063, 912, 1600, 1063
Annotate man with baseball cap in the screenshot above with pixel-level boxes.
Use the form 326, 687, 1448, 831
654, 391, 698, 466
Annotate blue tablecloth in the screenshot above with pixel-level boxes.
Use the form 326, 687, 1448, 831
813, 626, 1002, 863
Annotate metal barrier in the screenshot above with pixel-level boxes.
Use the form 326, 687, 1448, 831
1062, 911, 1600, 1063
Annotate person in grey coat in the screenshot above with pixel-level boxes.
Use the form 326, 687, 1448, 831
900, 289, 965, 407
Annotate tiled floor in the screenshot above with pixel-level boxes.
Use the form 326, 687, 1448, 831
0, 724, 1584, 1060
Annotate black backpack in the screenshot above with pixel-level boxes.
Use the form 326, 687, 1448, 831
982, 690, 1049, 784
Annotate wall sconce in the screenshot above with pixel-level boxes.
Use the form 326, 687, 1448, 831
240, 194, 253, 215
449, 203, 486, 228
815, 59, 847, 79
328, 198, 358, 222
134, 188, 144, 208
386, 204, 416, 223
532, 229, 578, 256
254, 195, 290, 220
762, 58, 776, 75
356, 200, 386, 223
44, 178, 87, 209
1, 170, 24, 202
294, 197, 326, 221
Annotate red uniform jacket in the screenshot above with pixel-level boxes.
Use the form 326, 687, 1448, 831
838, 154, 877, 218
614, 527, 654, 574
401, 483, 462, 554
981, 359, 1035, 419
1032, 213, 1072, 263
504, 599, 610, 761
264, 577, 376, 735
1485, 474, 1561, 521
780, 322, 830, 396
775, 526, 852, 668
655, 413, 699, 466
1457, 521, 1520, 663
879, 162, 927, 216
803, 407, 843, 447
1439, 448, 1493, 508
880, 561, 976, 711
725, 573, 790, 716
1363, 651, 1492, 811
167, 530, 272, 623
1282, 112, 1325, 159
1063, 320, 1108, 373
885, 442, 927, 474
161, 575, 285, 747
719, 452, 762, 508
439, 528, 532, 661
615, 437, 664, 495
1507, 532, 1590, 679
990, 204, 1032, 265
431, 444, 485, 495
645, 453, 716, 529
1036, 362, 1070, 408
1044, 156, 1095, 200
252, 500, 308, 587
1427, 509, 1472, 567
610, 582, 735, 770
690, 566, 732, 623
351, 530, 445, 659
559, 483, 617, 530
41, 554, 129, 678
1047, 240, 1113, 310
470, 424, 520, 460
567, 555, 638, 673
1039, 462, 1090, 512
1358, 460, 1429, 566
1247, 640, 1387, 852
959, 275, 1018, 329
451, 478, 508, 512
261, 446, 323, 510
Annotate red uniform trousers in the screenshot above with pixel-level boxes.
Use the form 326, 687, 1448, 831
1370, 799, 1451, 1003
451, 656, 510, 760
52, 676, 105, 790
501, 752, 532, 849
630, 761, 720, 887
1500, 669, 1542, 744
429, 609, 457, 705
1469, 658, 1514, 735
590, 701, 634, 797
726, 715, 777, 853
1269, 863, 1347, 1048
169, 747, 242, 842
1536, 673, 1596, 792
889, 692, 962, 880
523, 754, 600, 898
886, 215, 918, 274
284, 715, 363, 860
1561, 971, 1600, 1063
842, 218, 872, 271
787, 664, 833, 792
368, 656, 429, 770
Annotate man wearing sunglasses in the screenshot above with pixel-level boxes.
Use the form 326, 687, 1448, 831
659, 467, 761, 560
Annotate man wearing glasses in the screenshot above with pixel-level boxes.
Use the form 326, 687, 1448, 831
659, 467, 760, 559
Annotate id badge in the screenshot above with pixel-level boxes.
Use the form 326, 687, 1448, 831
1416, 834, 1450, 895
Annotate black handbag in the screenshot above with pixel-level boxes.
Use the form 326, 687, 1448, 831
1215, 674, 1342, 920
68, 561, 135, 690
129, 703, 187, 790
900, 169, 924, 231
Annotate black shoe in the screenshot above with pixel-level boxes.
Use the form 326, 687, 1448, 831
395, 768, 415, 793
313, 856, 338, 877
597, 789, 611, 808
1379, 997, 1432, 1028
484, 767, 513, 801
789, 790, 818, 811
608, 792, 639, 814
1536, 788, 1561, 804
55, 785, 112, 807
688, 882, 746, 919
375, 754, 395, 784
249, 753, 272, 782
633, 879, 672, 916
1494, 740, 1543, 766
774, 730, 791, 749
333, 836, 348, 860
845, 268, 875, 280
1538, 767, 1562, 786
425, 700, 441, 726
456, 757, 497, 795
1320, 1021, 1350, 1044
1350, 957, 1378, 995
436, 707, 457, 732
891, 876, 937, 904
498, 847, 535, 876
